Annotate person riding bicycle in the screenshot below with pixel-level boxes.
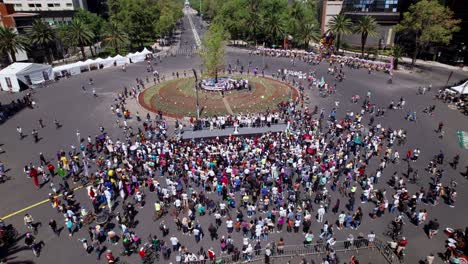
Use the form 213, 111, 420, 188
24, 214, 34, 230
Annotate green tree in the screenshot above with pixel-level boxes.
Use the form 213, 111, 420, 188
154, 9, 175, 37
328, 13, 353, 52
68, 19, 94, 60
391, 45, 404, 70
245, 11, 262, 44
0, 26, 28, 62
396, 0, 460, 66
74, 9, 104, 56
354, 16, 378, 57
199, 23, 228, 82
263, 12, 286, 46
102, 21, 128, 55
297, 22, 321, 49
27, 20, 56, 64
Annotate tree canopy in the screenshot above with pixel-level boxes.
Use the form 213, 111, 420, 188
396, 0, 460, 65
195, 0, 320, 48
199, 23, 229, 82
0, 27, 27, 62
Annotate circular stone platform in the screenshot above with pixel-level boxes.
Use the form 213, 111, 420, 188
138, 76, 298, 118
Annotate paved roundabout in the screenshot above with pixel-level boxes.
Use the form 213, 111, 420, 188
138, 76, 298, 118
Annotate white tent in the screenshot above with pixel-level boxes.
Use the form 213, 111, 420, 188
102, 56, 115, 68
113, 55, 128, 66
126, 52, 146, 63
0, 62, 52, 92
450, 81, 468, 95
140, 48, 152, 56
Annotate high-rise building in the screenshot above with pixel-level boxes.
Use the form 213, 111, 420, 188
320, 0, 400, 49
341, 0, 400, 49
3, 0, 88, 26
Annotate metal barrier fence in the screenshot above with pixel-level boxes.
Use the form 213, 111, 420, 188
180, 238, 403, 264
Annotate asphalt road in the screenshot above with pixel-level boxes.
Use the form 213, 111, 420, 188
0, 8, 468, 264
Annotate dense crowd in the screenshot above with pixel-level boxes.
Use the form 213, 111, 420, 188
1, 51, 466, 264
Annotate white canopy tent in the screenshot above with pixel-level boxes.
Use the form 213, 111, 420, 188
450, 81, 468, 95
102, 56, 115, 68
113, 55, 129, 66
0, 63, 52, 92
127, 48, 153, 63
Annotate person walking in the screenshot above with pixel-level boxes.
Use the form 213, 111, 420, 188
39, 153, 47, 166
317, 205, 325, 222
29, 167, 39, 188
17, 126, 24, 139
38, 119, 44, 128
48, 219, 59, 236
53, 119, 61, 129
24, 214, 37, 234
65, 218, 74, 236
32, 129, 39, 143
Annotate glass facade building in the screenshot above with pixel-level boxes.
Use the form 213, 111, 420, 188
342, 0, 400, 13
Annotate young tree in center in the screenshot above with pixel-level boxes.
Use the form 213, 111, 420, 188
199, 23, 228, 83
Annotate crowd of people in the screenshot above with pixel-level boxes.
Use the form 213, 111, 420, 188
0, 44, 466, 264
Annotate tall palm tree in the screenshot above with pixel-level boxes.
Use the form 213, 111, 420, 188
0, 26, 28, 62
246, 12, 262, 45
68, 19, 94, 60
298, 22, 321, 50
27, 20, 56, 64
354, 16, 378, 57
263, 13, 286, 46
328, 13, 352, 53
102, 21, 128, 55
391, 45, 404, 70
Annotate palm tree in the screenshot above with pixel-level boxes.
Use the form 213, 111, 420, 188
68, 19, 94, 60
298, 22, 321, 50
354, 16, 378, 57
328, 13, 352, 53
263, 13, 286, 46
102, 21, 128, 55
27, 20, 56, 64
0, 26, 28, 62
245, 12, 262, 45
391, 45, 404, 70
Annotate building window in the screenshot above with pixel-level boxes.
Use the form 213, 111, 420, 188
54, 3, 60, 7
14, 4, 22, 7
66, 3, 73, 7
47, 3, 54, 7
28, 4, 35, 8
35, 4, 42, 7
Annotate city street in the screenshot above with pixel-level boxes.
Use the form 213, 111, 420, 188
0, 9, 468, 264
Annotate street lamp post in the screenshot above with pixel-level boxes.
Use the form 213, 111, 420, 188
199, 0, 202, 17
192, 69, 200, 120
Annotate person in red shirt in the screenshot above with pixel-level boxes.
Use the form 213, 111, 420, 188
105, 250, 115, 263
29, 167, 39, 188
47, 163, 55, 177
397, 237, 407, 255
406, 149, 412, 160
208, 248, 215, 260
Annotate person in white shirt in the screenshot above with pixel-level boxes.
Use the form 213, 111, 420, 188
317, 205, 325, 222
170, 236, 179, 251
